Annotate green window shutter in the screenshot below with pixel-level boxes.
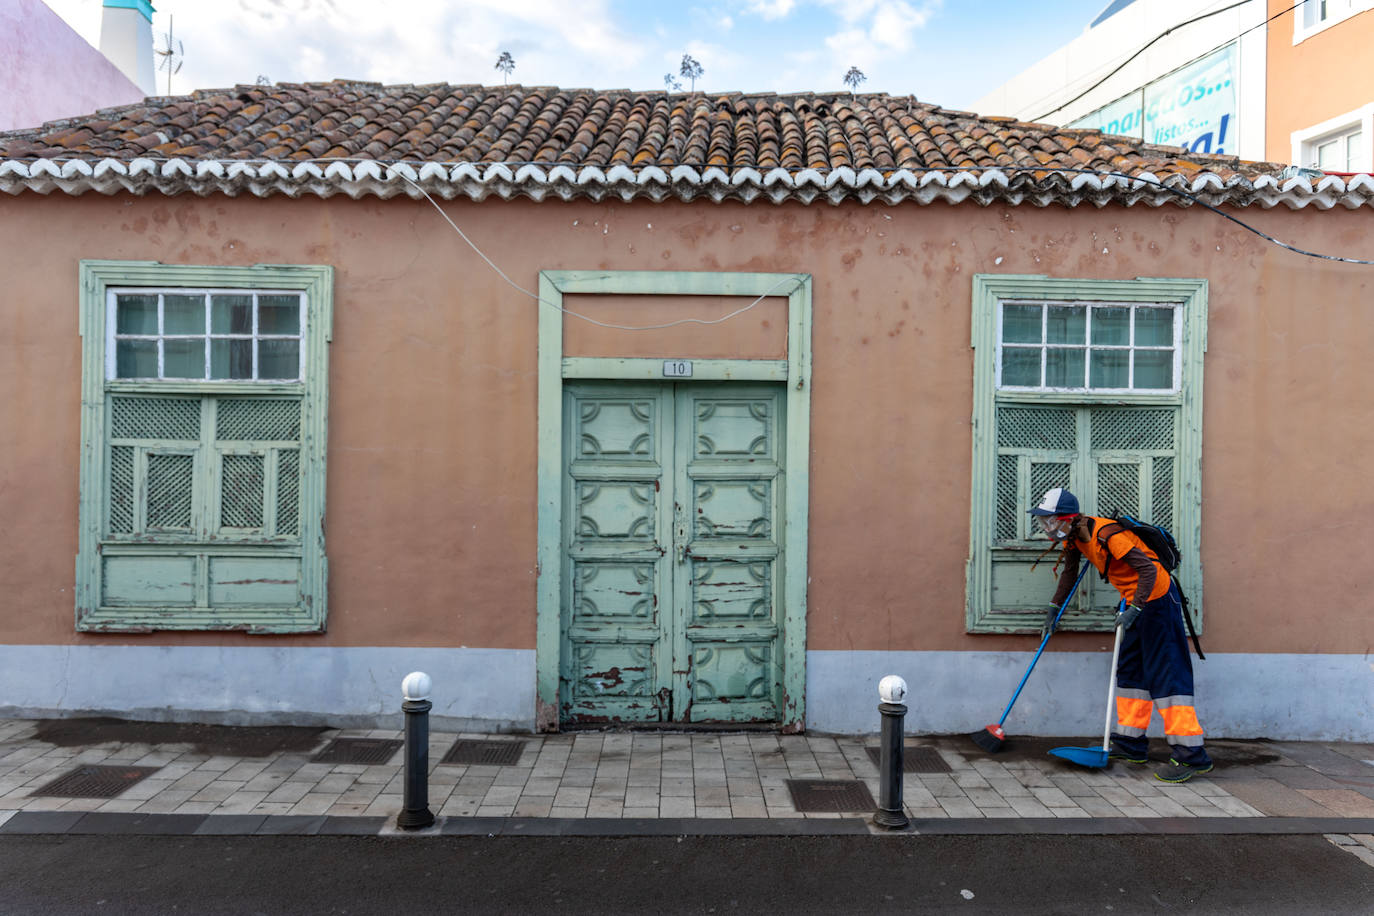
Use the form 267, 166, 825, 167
969, 276, 1206, 634
76, 262, 332, 633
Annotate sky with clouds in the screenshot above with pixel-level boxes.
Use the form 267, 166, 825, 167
43, 0, 1108, 112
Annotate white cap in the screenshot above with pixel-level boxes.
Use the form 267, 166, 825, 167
401, 671, 432, 701
878, 675, 908, 703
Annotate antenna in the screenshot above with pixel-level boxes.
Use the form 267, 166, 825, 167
155, 14, 185, 95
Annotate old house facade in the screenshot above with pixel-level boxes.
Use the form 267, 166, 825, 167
1, 83, 1371, 739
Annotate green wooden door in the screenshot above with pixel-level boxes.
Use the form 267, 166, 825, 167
561, 382, 785, 725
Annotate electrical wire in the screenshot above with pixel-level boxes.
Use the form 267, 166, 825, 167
1006, 165, 1374, 266
396, 173, 803, 329
1032, 2, 1301, 124
398, 164, 1374, 271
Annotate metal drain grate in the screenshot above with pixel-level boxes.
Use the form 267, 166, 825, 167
310, 737, 402, 765
32, 765, 162, 798
864, 745, 952, 774
786, 779, 876, 813
440, 739, 526, 766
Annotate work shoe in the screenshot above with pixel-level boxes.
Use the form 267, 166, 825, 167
1155, 758, 1214, 783
1107, 743, 1148, 764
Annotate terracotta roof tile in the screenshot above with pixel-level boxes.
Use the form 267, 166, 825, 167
1, 80, 1357, 208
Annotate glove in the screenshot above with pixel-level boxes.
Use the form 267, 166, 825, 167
1120, 604, 1142, 630
1040, 605, 1062, 639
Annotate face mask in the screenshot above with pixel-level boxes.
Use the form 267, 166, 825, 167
1038, 516, 1071, 540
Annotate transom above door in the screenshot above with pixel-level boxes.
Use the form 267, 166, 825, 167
561, 381, 785, 725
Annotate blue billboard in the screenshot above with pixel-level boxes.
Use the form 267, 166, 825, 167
1070, 43, 1236, 155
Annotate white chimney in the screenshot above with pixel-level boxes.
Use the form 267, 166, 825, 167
99, 0, 156, 96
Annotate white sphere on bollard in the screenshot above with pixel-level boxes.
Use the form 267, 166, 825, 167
402, 671, 432, 701
878, 675, 908, 704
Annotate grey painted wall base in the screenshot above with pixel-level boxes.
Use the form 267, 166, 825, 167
0, 645, 535, 732
806, 650, 1374, 741
3, 645, 1369, 741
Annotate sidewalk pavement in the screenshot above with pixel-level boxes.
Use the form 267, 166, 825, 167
2, 718, 1373, 853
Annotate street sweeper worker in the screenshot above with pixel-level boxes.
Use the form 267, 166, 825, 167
1029, 487, 1214, 784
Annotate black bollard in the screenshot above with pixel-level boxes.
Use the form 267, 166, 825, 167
396, 671, 436, 830
874, 675, 910, 830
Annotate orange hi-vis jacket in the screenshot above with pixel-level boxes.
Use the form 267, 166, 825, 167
1054, 516, 1172, 606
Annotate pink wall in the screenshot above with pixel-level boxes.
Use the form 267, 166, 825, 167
0, 0, 143, 131
1, 191, 1372, 659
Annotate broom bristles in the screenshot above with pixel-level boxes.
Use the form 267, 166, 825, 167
969, 724, 1005, 753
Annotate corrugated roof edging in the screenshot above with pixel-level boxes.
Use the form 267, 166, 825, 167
3, 156, 1373, 208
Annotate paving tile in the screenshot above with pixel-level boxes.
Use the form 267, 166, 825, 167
325, 803, 371, 816
58, 798, 110, 812
938, 798, 984, 818
251, 803, 296, 815
1006, 796, 1054, 817
953, 772, 990, 790
659, 797, 695, 817
513, 798, 554, 817
695, 787, 730, 807
264, 782, 314, 805
1296, 789, 1374, 817
439, 796, 482, 817
906, 806, 950, 819
964, 788, 1009, 808
985, 776, 1031, 798
482, 785, 523, 806
1224, 779, 1341, 817
190, 782, 246, 804
1076, 798, 1125, 817
1030, 787, 1078, 808
1203, 795, 1263, 817
289, 793, 341, 816
661, 777, 695, 798
918, 775, 966, 799
20, 797, 71, 812
1140, 795, 1194, 817
362, 795, 404, 817
549, 807, 587, 819
979, 807, 1021, 818
586, 799, 624, 818
553, 786, 591, 808
624, 787, 660, 808
95, 800, 144, 813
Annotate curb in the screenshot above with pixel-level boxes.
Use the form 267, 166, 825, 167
3, 811, 1374, 838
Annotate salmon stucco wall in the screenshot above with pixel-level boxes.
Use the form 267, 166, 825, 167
1, 192, 1372, 660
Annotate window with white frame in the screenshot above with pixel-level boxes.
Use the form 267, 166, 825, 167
997, 301, 1180, 392
77, 263, 332, 633
1310, 126, 1364, 171
1293, 0, 1374, 43
967, 276, 1206, 635
1291, 104, 1374, 174
111, 289, 304, 381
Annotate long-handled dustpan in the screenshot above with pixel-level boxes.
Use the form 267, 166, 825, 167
1048, 601, 1126, 769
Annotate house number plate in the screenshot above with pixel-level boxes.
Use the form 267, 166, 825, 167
662, 360, 693, 377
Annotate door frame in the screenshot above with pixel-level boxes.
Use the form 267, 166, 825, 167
536, 270, 813, 732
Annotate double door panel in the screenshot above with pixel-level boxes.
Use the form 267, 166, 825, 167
561, 381, 784, 724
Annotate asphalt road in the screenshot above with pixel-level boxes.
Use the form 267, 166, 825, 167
2, 833, 1371, 915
